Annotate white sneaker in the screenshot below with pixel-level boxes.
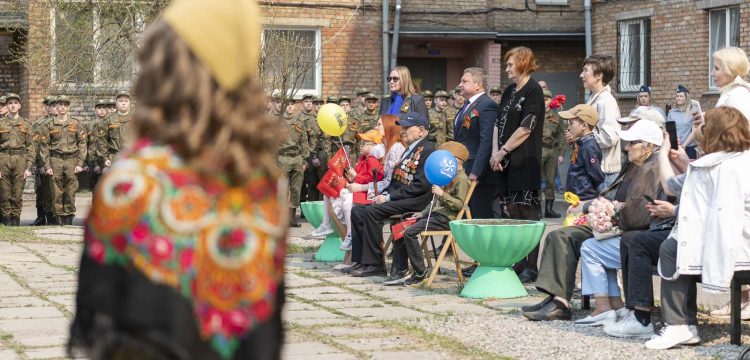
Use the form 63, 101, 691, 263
710, 300, 750, 319
615, 307, 632, 321
685, 325, 701, 345
604, 313, 654, 339
645, 324, 695, 350
339, 235, 352, 251
311, 224, 334, 237
574, 309, 617, 327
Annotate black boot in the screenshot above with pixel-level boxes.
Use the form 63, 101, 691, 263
0, 217, 8, 226
32, 208, 46, 226
544, 200, 561, 218
45, 212, 55, 226
289, 208, 301, 228
67, 215, 75, 226
13, 216, 21, 227
53, 216, 63, 226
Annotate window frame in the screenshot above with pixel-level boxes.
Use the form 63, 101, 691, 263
616, 17, 650, 94
261, 26, 322, 96
708, 6, 740, 90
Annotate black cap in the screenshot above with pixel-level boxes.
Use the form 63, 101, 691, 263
396, 111, 429, 128
677, 85, 689, 94
638, 85, 651, 93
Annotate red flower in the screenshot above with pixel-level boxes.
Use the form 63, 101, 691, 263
88, 240, 105, 263
228, 229, 245, 247
180, 248, 194, 270
132, 222, 149, 244
112, 235, 128, 252
202, 308, 224, 334
252, 299, 272, 320
149, 236, 174, 261
550, 95, 566, 110
225, 310, 250, 335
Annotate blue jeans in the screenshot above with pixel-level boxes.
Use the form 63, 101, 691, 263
581, 236, 622, 296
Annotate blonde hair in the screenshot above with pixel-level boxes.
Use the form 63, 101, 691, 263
391, 66, 418, 97
133, 21, 282, 185
463, 67, 487, 88
695, 106, 750, 154
713, 47, 750, 79
675, 89, 693, 114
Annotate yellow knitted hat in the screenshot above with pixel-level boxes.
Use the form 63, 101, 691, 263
162, 0, 262, 91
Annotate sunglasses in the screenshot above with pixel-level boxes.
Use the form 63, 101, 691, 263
387, 76, 400, 83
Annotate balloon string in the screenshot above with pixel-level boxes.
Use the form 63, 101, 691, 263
338, 136, 351, 169
424, 194, 436, 233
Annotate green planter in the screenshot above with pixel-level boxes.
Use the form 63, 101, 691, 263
300, 201, 345, 262
451, 219, 545, 299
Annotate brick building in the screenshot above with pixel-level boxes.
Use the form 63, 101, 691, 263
1, 0, 588, 121
591, 0, 750, 115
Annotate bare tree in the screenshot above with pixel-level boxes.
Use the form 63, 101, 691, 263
259, 25, 322, 104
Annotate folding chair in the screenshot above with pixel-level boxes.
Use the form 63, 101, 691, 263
421, 180, 477, 287
326, 201, 351, 264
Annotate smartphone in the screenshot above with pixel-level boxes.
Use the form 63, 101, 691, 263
643, 195, 656, 205
691, 99, 704, 123
665, 121, 679, 150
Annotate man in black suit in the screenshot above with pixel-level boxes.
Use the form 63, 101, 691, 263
348, 112, 435, 277
453, 67, 500, 219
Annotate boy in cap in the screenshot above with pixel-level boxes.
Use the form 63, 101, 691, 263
489, 86, 502, 104
427, 90, 448, 146
558, 104, 604, 200
338, 95, 352, 113
0, 93, 34, 226
387, 141, 471, 286
423, 90, 434, 109
97, 92, 132, 170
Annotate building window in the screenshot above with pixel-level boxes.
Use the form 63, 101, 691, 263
709, 7, 740, 89
617, 18, 650, 93
51, 2, 145, 88
261, 28, 322, 95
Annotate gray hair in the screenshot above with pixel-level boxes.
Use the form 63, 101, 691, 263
463, 67, 487, 88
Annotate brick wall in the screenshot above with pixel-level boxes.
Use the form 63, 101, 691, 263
22, 0, 52, 122
0, 32, 21, 96
592, 0, 750, 115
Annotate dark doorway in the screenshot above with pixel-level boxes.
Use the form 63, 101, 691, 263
397, 58, 447, 92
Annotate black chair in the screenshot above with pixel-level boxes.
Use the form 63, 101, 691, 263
731, 271, 750, 345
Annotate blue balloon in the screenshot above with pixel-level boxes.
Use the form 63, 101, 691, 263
425, 150, 458, 187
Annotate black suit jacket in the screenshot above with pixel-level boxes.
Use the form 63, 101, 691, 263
452, 93, 499, 182
380, 93, 429, 120
383, 137, 435, 207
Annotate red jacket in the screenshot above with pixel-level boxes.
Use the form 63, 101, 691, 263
352, 155, 384, 184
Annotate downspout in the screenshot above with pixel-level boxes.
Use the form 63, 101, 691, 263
584, 0, 592, 56
382, 0, 390, 94
389, 0, 402, 75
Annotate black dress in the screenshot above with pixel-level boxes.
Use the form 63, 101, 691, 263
495, 78, 545, 206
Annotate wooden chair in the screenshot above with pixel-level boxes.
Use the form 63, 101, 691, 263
421, 180, 477, 287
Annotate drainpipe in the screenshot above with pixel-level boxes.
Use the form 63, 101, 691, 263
584, 0, 592, 56
389, 0, 402, 74
382, 0, 390, 94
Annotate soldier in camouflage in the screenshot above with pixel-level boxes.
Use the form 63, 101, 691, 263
540, 89, 566, 218
31, 96, 58, 226
83, 99, 108, 191
301, 94, 330, 204
354, 88, 369, 112
276, 96, 309, 227
428, 90, 451, 146
338, 95, 352, 114
0, 93, 34, 226
326, 95, 338, 104
0, 96, 6, 117
97, 92, 132, 170
423, 90, 434, 109
489, 86, 502, 105
312, 96, 324, 114
444, 87, 464, 137
38, 95, 86, 226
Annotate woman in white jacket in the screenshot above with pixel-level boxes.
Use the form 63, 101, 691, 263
646, 106, 750, 350
712, 47, 750, 119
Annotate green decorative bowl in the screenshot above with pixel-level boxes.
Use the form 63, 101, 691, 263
451, 219, 546, 299
300, 201, 345, 262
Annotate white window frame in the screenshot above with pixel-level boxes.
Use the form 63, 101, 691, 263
708, 7, 740, 90
262, 27, 322, 96
50, 2, 142, 90
617, 18, 649, 93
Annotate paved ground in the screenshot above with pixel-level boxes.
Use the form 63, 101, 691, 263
0, 193, 747, 359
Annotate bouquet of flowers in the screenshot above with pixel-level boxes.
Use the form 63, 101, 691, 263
587, 197, 625, 240
549, 95, 566, 111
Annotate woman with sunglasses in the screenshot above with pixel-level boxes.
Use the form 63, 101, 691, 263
380, 66, 428, 120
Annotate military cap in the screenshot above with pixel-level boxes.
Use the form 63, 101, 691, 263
543, 89, 553, 98
382, 93, 391, 100
0, 96, 5, 104
338, 95, 351, 103
271, 91, 282, 100
364, 92, 379, 100
326, 95, 338, 103
434, 90, 450, 99
312, 96, 324, 103
422, 90, 434, 98
5, 93, 21, 102
95, 98, 109, 107
356, 88, 370, 96
43, 96, 56, 104
677, 84, 689, 94
106, 98, 117, 105
489, 86, 502, 94
639, 85, 652, 93
453, 86, 461, 94
300, 93, 314, 101
55, 95, 71, 104
116, 91, 131, 99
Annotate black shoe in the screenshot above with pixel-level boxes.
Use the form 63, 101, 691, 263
461, 264, 477, 278
341, 263, 362, 274
521, 295, 553, 313
350, 264, 386, 277
544, 200, 561, 218
13, 216, 20, 226
53, 216, 63, 226
66, 215, 74, 226
383, 269, 411, 286
289, 208, 301, 228
523, 299, 572, 321
404, 267, 431, 286
518, 268, 538, 283
32, 209, 46, 226
45, 213, 55, 225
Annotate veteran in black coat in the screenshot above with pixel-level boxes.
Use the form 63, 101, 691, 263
349, 112, 435, 277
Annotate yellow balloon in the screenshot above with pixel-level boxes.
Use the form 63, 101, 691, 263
316, 103, 347, 137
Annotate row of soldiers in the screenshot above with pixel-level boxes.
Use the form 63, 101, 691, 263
0, 92, 132, 226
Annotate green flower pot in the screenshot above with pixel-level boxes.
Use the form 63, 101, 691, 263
451, 219, 546, 299
300, 201, 345, 262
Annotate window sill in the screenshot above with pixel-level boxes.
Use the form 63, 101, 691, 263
701, 89, 722, 96
616, 92, 638, 99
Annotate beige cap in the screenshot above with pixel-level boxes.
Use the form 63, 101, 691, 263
438, 141, 469, 162
617, 106, 665, 129
558, 104, 599, 127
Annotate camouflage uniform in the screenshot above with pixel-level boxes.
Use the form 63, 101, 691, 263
428, 107, 449, 147
276, 108, 309, 224
32, 96, 57, 226
0, 94, 35, 226
97, 109, 133, 168
297, 94, 327, 203
83, 99, 108, 191
38, 96, 86, 225
541, 98, 566, 217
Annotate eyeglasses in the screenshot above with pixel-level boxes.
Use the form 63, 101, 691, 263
387, 76, 400, 83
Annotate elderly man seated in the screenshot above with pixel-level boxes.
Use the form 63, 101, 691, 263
346, 112, 435, 277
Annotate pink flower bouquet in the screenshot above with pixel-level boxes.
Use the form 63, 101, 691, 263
587, 197, 625, 240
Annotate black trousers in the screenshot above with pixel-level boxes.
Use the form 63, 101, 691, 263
392, 212, 451, 274
351, 197, 430, 266
469, 181, 498, 219
659, 238, 699, 325
620, 229, 671, 309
